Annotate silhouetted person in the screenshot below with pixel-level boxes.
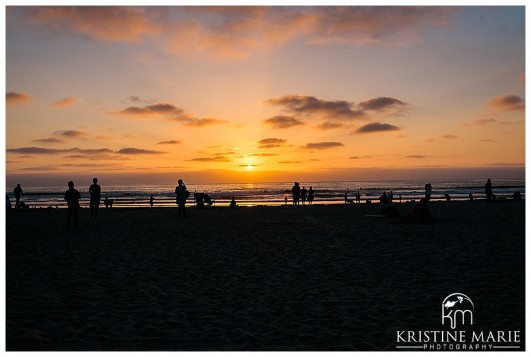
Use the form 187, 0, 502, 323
104, 197, 113, 208
355, 191, 361, 204
292, 182, 300, 205
14, 184, 22, 208
6, 195, 12, 209
230, 197, 237, 208
398, 194, 402, 203
403, 198, 435, 224
444, 193, 451, 201
65, 181, 81, 229
485, 179, 494, 201
301, 186, 307, 205
150, 194, 154, 208
308, 186, 314, 205
469, 193, 474, 201
89, 178, 101, 220
512, 192, 522, 200
175, 179, 187, 218
424, 183, 432, 201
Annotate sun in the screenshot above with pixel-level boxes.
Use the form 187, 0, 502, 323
246, 164, 254, 171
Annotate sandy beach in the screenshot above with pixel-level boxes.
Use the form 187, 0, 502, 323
6, 200, 525, 351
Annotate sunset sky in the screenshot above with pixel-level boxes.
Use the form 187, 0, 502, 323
5, 5, 525, 184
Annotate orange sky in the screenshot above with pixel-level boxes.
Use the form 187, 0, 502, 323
5, 6, 525, 184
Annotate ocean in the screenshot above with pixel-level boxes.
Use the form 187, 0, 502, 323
5, 178, 525, 208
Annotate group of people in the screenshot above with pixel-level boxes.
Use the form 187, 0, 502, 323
291, 182, 314, 205
64, 178, 102, 229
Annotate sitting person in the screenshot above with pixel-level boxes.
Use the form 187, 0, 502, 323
230, 197, 238, 208
444, 193, 451, 201
402, 198, 435, 224
104, 197, 114, 208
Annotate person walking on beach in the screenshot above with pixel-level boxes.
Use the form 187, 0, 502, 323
150, 194, 154, 208
355, 191, 361, 204
14, 184, 23, 209
89, 178, 101, 220
65, 181, 81, 229
308, 186, 314, 205
301, 186, 307, 205
292, 182, 300, 205
424, 183, 432, 201
485, 179, 494, 201
175, 179, 188, 218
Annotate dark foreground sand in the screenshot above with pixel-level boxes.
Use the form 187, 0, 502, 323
6, 200, 525, 351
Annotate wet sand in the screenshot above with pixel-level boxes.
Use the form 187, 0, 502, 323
6, 200, 525, 350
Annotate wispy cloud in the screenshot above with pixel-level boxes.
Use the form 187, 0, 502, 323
354, 122, 400, 133
487, 94, 525, 111
13, 6, 163, 42
32, 137, 65, 144
6, 91, 31, 106
54, 129, 88, 138
263, 115, 304, 129
441, 134, 457, 139
404, 155, 426, 159
266, 95, 365, 120
51, 96, 78, 108
116, 147, 167, 155
188, 156, 232, 162
113, 102, 228, 127
7, 146, 165, 155
156, 140, 182, 145
304, 142, 344, 150
257, 138, 287, 148
358, 97, 406, 111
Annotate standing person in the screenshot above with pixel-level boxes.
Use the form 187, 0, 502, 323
308, 186, 314, 205
14, 184, 23, 208
355, 191, 361, 204
89, 178, 101, 220
292, 182, 300, 205
485, 179, 494, 201
65, 181, 81, 229
150, 194, 154, 208
424, 183, 432, 201
175, 179, 188, 218
300, 186, 307, 205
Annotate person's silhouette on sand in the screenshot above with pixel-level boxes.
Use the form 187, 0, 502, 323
403, 198, 435, 224
230, 197, 238, 208
65, 181, 81, 229
485, 179, 494, 201
175, 179, 187, 218
301, 186, 307, 205
89, 178, 101, 220
292, 182, 300, 205
14, 184, 23, 208
308, 186, 314, 205
150, 194, 154, 208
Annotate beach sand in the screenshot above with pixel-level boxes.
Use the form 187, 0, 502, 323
6, 200, 525, 351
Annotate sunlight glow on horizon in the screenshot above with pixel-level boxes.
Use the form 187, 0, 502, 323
5, 6, 525, 184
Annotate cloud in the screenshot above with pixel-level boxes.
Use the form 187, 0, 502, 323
13, 6, 163, 42
441, 134, 457, 139
249, 153, 278, 157
7, 146, 164, 156
167, 7, 457, 59
156, 140, 182, 145
404, 155, 426, 159
184, 118, 228, 127
487, 94, 525, 111
354, 122, 400, 133
474, 118, 497, 126
263, 115, 304, 129
51, 96, 78, 107
117, 147, 167, 155
33, 137, 65, 144
188, 156, 232, 162
266, 95, 365, 120
304, 142, 344, 150
358, 97, 406, 111
128, 96, 141, 102
6, 91, 31, 106
257, 138, 287, 148
278, 161, 302, 164
113, 102, 228, 126
317, 121, 346, 130
54, 129, 88, 138
115, 103, 185, 117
